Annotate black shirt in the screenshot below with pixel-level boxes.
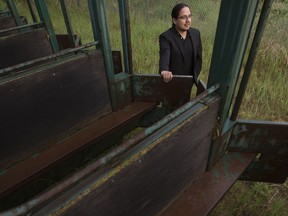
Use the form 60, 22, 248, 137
175, 31, 194, 75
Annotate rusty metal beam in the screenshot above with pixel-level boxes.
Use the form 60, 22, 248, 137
0, 41, 99, 76
0, 22, 43, 35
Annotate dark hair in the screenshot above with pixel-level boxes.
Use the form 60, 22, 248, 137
171, 3, 190, 19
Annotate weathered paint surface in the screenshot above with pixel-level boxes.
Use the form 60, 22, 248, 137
228, 120, 288, 183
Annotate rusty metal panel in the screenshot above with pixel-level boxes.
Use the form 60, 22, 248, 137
159, 152, 256, 216
56, 34, 79, 50
228, 120, 288, 183
31, 94, 220, 216
0, 28, 53, 69
112, 50, 123, 74
0, 16, 16, 31
110, 73, 132, 110
0, 51, 112, 172
132, 74, 193, 109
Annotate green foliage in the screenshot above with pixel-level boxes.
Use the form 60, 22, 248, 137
210, 181, 288, 216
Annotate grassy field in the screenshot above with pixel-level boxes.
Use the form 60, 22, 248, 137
1, 0, 287, 215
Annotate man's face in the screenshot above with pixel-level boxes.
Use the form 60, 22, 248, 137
173, 7, 192, 32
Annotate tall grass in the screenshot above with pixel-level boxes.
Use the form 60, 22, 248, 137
1, 0, 287, 215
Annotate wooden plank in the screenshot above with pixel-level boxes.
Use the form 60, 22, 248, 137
0, 28, 53, 69
33, 94, 220, 216
0, 16, 16, 31
159, 152, 256, 216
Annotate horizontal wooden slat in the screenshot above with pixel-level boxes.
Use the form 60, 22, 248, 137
0, 28, 53, 69
159, 152, 256, 216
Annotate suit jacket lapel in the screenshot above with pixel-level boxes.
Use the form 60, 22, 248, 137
171, 28, 185, 61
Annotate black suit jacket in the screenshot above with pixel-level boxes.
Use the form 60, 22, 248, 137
159, 27, 202, 84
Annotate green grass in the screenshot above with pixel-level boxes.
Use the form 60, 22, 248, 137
1, 0, 287, 215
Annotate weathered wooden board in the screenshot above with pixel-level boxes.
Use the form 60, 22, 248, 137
0, 16, 16, 31
159, 152, 256, 216
0, 28, 53, 69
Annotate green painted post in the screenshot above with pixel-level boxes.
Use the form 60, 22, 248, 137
207, 0, 259, 134
118, 0, 133, 74
5, 0, 23, 26
88, 0, 120, 110
206, 0, 260, 170
60, 0, 77, 47
34, 0, 59, 53
88, 0, 114, 81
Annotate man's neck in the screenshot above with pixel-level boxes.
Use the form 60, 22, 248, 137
176, 29, 187, 39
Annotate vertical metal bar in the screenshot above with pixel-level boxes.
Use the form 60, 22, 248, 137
27, 0, 37, 23
35, 0, 59, 53
88, 0, 114, 80
60, 0, 77, 47
206, 0, 260, 170
87, 0, 101, 48
207, 0, 259, 133
118, 0, 133, 74
5, 0, 23, 26
231, 0, 274, 121
87, 0, 116, 109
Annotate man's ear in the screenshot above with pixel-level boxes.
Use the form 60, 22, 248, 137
172, 18, 177, 25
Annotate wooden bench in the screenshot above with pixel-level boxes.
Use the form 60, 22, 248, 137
0, 50, 156, 202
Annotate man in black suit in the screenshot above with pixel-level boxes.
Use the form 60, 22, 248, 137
159, 3, 202, 108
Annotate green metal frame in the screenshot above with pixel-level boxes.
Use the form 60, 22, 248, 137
5, 0, 23, 26
88, 0, 134, 111
208, 0, 259, 134
88, 0, 114, 79
60, 0, 77, 48
118, 0, 133, 74
34, 0, 59, 53
206, 0, 287, 185
230, 0, 274, 121
27, 0, 37, 23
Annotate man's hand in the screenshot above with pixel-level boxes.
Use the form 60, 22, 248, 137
161, 71, 173, 83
